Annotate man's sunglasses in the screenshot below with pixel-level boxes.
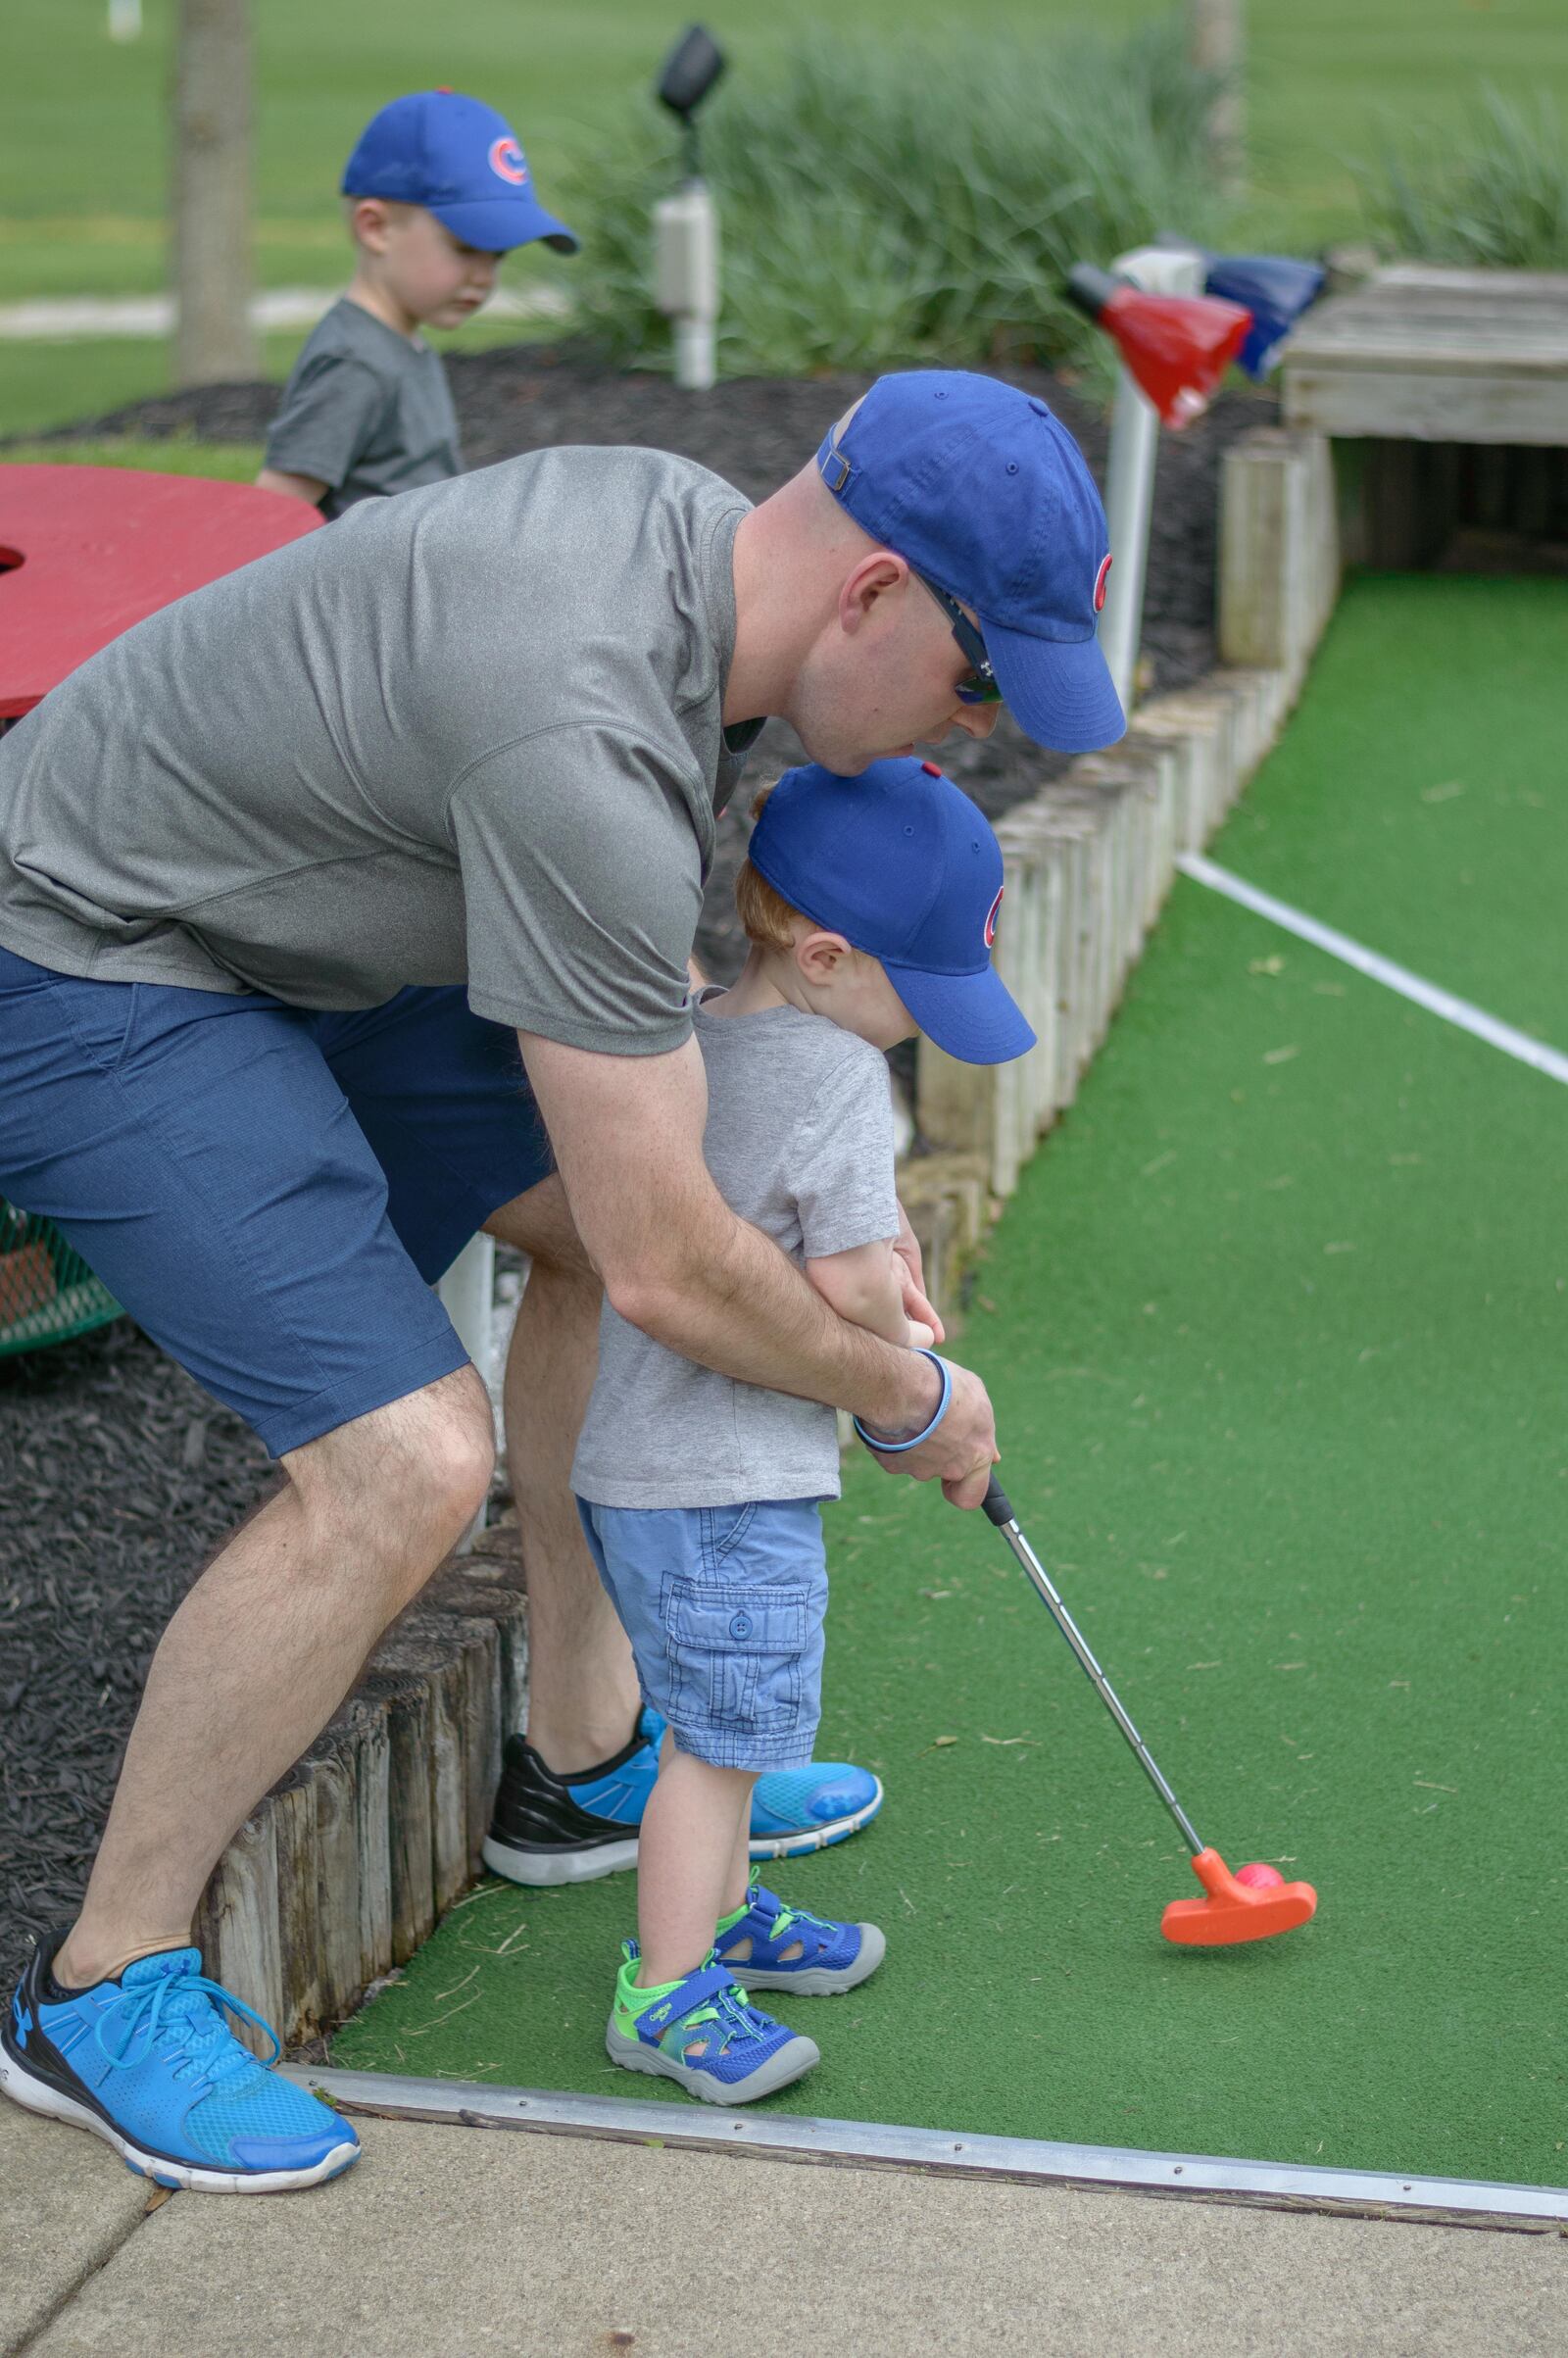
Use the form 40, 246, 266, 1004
910, 570, 1004, 707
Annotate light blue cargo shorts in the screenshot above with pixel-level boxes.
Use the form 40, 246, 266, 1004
575, 1497, 830, 1771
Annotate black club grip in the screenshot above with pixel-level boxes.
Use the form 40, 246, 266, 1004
982, 1474, 1014, 1527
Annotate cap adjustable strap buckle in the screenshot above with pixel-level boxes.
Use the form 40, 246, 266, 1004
818, 443, 852, 494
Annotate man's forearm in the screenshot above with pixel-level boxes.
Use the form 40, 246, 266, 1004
616, 1205, 940, 1437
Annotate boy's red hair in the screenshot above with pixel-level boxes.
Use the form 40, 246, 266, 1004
733, 783, 808, 951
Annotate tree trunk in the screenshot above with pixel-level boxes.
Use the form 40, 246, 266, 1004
1188, 0, 1245, 199
171, 0, 256, 385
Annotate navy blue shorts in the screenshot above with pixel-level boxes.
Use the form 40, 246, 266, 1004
0, 945, 554, 1454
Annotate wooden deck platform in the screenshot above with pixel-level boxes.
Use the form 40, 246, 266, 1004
1283, 266, 1568, 447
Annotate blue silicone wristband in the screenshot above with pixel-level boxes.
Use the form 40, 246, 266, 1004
853, 1350, 953, 1454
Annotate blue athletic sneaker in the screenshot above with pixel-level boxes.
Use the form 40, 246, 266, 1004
1, 1937, 360, 2194
607, 1942, 818, 2105
714, 1878, 886, 1994
483, 1707, 884, 1887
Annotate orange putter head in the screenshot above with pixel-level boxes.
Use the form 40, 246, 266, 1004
1160, 1848, 1318, 1946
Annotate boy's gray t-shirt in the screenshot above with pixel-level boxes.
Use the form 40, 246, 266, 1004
572, 992, 901, 1509
263, 297, 462, 517
0, 447, 759, 1056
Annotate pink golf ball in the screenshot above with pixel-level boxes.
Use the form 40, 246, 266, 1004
1236, 1861, 1285, 1891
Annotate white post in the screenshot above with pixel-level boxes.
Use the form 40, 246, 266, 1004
654, 181, 718, 391
1098, 244, 1204, 716
109, 0, 143, 38
437, 1234, 495, 1548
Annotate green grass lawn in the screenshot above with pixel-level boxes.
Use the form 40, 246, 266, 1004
0, 433, 266, 478
5, 1, 1568, 430
10, 0, 1568, 295
332, 573, 1568, 2186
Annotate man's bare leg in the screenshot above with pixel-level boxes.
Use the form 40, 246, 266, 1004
56, 1365, 493, 1990
488, 1174, 640, 1774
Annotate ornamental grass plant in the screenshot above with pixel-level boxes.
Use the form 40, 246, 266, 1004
564, 15, 1230, 380
1356, 89, 1568, 271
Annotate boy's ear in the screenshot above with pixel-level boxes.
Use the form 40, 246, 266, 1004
349, 196, 396, 255
795, 929, 853, 983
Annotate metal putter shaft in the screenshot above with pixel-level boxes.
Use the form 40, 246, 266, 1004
981, 1474, 1317, 1945
982, 1475, 1202, 1849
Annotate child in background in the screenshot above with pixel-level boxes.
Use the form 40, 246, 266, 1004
257, 89, 576, 518
570, 756, 1036, 2104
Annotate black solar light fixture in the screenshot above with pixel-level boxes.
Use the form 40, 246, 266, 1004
653, 25, 726, 390
657, 23, 726, 178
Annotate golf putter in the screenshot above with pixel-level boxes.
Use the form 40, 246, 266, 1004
982, 1475, 1318, 1946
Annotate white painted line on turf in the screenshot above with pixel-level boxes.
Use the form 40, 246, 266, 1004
285, 2065, 1568, 2226
1179, 854, 1568, 1088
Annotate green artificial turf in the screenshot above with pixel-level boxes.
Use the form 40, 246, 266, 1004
335, 574, 1568, 2186
1221, 572, 1568, 1050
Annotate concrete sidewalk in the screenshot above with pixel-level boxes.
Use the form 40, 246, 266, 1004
4, 2097, 1565, 2358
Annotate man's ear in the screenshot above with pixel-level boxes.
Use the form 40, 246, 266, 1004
795, 929, 853, 983
837, 549, 906, 636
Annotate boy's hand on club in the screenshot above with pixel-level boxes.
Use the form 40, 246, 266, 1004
893, 1202, 944, 1346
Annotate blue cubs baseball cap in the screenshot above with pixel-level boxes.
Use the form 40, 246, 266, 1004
747, 757, 1036, 1066
816, 370, 1124, 755
342, 90, 578, 254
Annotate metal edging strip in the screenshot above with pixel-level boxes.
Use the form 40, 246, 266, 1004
283, 2066, 1568, 2230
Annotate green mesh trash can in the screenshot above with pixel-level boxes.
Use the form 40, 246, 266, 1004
0, 1198, 121, 1358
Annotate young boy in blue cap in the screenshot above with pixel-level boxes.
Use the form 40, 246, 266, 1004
257, 90, 576, 518
570, 754, 1036, 2104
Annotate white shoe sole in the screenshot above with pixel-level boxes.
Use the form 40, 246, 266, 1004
606, 2021, 818, 2104
481, 1832, 640, 1886
727, 1920, 887, 1995
0, 2047, 360, 2195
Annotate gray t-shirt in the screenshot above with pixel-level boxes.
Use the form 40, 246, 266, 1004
264, 297, 462, 518
0, 448, 760, 1055
572, 990, 901, 1509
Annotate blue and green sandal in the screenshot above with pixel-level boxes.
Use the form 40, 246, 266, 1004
713, 1878, 886, 1995
606, 1944, 818, 2105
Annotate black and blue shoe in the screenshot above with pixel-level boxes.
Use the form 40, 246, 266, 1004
713, 1877, 886, 1996
482, 1707, 883, 1887
2, 1936, 360, 2194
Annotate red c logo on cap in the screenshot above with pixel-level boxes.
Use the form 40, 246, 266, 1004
984, 886, 1004, 949
1094, 554, 1112, 614
489, 136, 528, 185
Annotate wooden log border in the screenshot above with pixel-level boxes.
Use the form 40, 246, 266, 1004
195, 425, 1339, 2052
911, 419, 1340, 1235
193, 1547, 531, 2054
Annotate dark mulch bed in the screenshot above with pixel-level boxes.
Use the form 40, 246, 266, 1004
1, 1328, 271, 1986
2, 344, 1275, 1988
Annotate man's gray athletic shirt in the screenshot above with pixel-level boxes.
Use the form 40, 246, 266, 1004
0, 448, 760, 1056
263, 296, 463, 517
